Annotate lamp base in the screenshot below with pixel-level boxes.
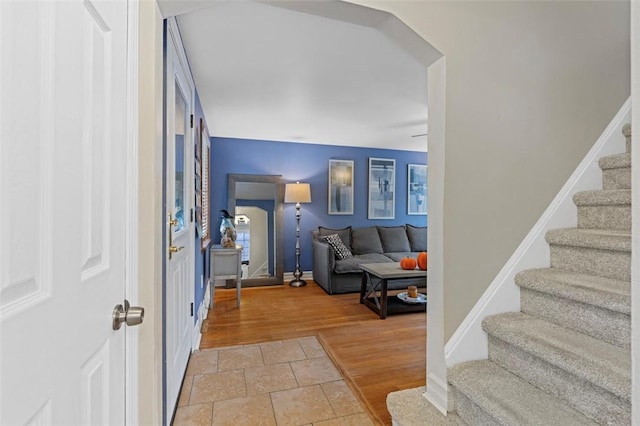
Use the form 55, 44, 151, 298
289, 279, 307, 287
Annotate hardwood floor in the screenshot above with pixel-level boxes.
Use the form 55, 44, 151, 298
200, 281, 426, 425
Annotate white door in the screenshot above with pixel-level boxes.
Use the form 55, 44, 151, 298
0, 0, 131, 424
165, 20, 195, 422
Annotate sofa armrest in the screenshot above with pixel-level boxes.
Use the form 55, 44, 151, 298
312, 239, 335, 293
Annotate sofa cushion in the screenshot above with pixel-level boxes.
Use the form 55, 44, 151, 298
334, 253, 393, 274
321, 234, 353, 260
377, 226, 411, 253
407, 224, 428, 252
351, 226, 383, 255
318, 226, 351, 248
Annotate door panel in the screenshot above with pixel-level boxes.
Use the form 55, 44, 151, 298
0, 1, 128, 424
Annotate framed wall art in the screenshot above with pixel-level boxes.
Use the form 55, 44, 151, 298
328, 159, 354, 215
368, 157, 395, 219
408, 164, 427, 215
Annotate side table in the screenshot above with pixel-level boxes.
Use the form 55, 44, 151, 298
210, 244, 243, 308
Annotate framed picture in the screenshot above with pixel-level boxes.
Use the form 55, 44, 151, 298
408, 164, 427, 215
328, 159, 354, 215
368, 158, 395, 219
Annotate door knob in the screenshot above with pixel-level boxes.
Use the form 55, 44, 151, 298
112, 300, 145, 330
168, 214, 183, 259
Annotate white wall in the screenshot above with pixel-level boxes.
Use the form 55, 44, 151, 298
631, 1, 639, 422
137, 1, 164, 424
353, 0, 630, 340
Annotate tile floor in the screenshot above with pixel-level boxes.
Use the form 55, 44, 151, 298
173, 336, 374, 426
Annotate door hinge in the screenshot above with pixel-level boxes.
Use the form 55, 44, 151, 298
190, 114, 194, 129
190, 302, 194, 317
190, 208, 194, 223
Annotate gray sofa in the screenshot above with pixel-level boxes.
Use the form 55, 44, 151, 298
312, 225, 427, 294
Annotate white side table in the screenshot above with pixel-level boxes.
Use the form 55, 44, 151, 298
210, 244, 243, 308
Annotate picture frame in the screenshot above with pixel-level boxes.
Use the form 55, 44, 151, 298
328, 159, 354, 215
368, 157, 395, 219
407, 164, 427, 215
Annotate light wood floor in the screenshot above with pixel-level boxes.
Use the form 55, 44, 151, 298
200, 281, 426, 425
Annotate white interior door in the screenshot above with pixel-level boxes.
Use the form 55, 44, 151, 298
0, 0, 130, 424
165, 20, 195, 423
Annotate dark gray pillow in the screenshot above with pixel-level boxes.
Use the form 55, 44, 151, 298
377, 226, 411, 253
322, 234, 353, 260
351, 226, 383, 255
407, 224, 427, 252
318, 226, 351, 248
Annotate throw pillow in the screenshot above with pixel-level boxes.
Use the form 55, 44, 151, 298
322, 234, 353, 260
318, 226, 351, 248
406, 224, 427, 252
351, 226, 384, 255
377, 226, 411, 253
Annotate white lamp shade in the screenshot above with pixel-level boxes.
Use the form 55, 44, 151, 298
284, 182, 311, 203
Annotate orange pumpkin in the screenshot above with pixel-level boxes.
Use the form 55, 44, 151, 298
400, 257, 417, 270
417, 252, 428, 270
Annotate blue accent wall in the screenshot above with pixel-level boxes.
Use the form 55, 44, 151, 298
210, 137, 427, 274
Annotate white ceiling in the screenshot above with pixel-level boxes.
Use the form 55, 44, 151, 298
174, 1, 430, 152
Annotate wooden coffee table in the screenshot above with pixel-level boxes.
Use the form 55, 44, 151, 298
359, 262, 427, 319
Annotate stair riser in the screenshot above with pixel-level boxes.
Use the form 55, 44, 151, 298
520, 288, 630, 349
452, 389, 501, 426
488, 336, 630, 425
577, 205, 631, 231
602, 167, 631, 190
549, 245, 631, 281
622, 124, 631, 154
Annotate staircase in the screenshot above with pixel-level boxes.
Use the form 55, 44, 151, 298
448, 124, 632, 425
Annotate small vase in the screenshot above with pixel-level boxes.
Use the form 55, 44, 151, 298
219, 211, 237, 248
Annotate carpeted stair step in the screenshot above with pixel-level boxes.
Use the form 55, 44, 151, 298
546, 228, 631, 281
574, 189, 631, 231
516, 268, 630, 348
599, 152, 631, 190
448, 360, 598, 426
483, 312, 630, 425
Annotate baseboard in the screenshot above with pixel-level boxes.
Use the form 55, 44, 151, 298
444, 98, 631, 367
192, 280, 211, 350
204, 279, 211, 313
283, 270, 314, 283
424, 372, 452, 415
192, 321, 202, 350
